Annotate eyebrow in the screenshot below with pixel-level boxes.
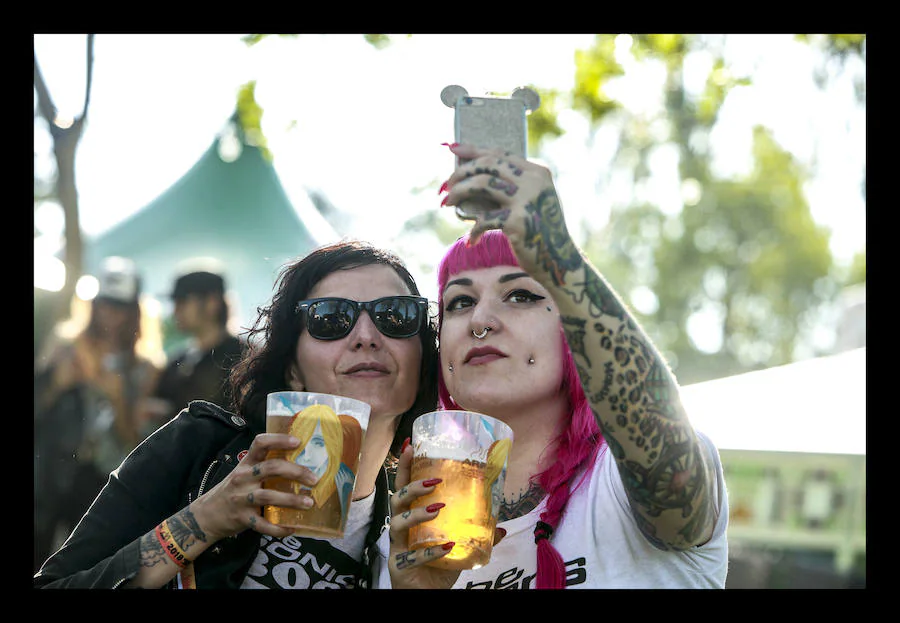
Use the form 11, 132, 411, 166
499, 272, 530, 283
443, 271, 531, 294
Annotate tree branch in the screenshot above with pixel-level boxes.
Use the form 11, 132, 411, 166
82, 34, 94, 119
33, 50, 57, 126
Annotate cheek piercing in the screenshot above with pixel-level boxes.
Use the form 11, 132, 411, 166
528, 356, 535, 365
547, 306, 552, 312
448, 363, 454, 373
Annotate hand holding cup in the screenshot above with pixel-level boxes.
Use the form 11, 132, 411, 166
388, 410, 513, 587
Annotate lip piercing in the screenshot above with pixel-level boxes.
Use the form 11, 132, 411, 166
473, 327, 491, 339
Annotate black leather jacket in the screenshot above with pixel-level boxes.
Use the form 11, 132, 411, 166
33, 401, 390, 589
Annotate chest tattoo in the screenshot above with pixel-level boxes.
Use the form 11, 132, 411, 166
499, 481, 546, 521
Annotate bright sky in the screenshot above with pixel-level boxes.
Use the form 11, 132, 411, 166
34, 34, 866, 309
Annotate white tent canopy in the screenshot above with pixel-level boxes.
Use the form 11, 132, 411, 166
679, 347, 866, 456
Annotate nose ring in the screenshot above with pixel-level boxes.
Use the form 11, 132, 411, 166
473, 327, 491, 339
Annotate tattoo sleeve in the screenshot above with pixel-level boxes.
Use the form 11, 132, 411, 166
516, 188, 717, 551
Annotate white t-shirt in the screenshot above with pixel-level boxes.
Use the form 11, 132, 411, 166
450, 432, 729, 589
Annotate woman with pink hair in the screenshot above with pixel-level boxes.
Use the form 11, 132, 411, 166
387, 144, 729, 589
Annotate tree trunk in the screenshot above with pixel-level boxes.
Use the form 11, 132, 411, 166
33, 35, 94, 363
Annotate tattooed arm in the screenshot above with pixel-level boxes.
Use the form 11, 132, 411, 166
126, 506, 214, 588
35, 417, 316, 589
443, 143, 718, 551
124, 433, 317, 588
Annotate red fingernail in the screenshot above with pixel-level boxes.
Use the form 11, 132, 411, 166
438, 180, 448, 194
440, 195, 449, 207
440, 142, 459, 149
400, 437, 410, 454
442, 542, 455, 551
422, 478, 442, 487
426, 503, 445, 513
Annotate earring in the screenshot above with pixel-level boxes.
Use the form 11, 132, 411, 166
528, 356, 535, 365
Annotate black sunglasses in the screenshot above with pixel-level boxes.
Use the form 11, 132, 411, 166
295, 296, 428, 341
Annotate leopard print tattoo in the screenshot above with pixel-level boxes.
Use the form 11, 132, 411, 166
519, 188, 713, 549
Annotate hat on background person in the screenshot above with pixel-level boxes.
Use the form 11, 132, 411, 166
96, 256, 142, 304
170, 271, 226, 301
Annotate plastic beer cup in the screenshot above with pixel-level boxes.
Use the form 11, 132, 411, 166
263, 391, 370, 538
408, 410, 513, 570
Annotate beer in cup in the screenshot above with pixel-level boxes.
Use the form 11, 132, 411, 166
263, 391, 370, 538
408, 410, 513, 570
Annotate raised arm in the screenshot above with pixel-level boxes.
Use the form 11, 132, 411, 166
443, 143, 718, 550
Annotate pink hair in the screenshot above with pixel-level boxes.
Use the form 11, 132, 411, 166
437, 230, 603, 589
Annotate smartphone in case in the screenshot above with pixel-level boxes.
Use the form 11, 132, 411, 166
446, 89, 533, 220
454, 95, 529, 164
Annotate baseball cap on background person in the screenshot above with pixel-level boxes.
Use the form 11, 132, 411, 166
169, 271, 226, 301
96, 256, 142, 305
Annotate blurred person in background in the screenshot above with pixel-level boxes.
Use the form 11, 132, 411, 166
34, 256, 163, 572
140, 267, 244, 429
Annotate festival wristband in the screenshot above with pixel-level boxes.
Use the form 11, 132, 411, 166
156, 520, 190, 568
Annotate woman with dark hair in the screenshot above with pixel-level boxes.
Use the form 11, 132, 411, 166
387, 144, 728, 589
34, 239, 439, 589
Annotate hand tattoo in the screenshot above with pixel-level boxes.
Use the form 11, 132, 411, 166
395, 550, 417, 570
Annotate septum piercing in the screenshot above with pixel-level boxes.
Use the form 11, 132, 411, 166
473, 327, 491, 339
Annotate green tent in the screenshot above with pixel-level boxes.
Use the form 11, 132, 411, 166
83, 115, 334, 333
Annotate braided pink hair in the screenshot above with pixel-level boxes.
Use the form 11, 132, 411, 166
436, 230, 603, 589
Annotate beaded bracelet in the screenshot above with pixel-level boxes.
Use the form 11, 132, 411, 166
156, 520, 190, 569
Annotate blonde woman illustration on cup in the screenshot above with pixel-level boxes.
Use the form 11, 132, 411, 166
285, 404, 364, 533
485, 438, 512, 509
